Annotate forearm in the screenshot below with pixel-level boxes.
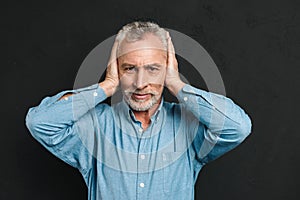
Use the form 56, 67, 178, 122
177, 84, 252, 142
26, 83, 107, 140
58, 81, 113, 100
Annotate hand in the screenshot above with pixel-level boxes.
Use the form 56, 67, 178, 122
164, 32, 185, 95
99, 39, 120, 97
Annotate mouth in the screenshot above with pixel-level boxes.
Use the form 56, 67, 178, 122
131, 93, 151, 101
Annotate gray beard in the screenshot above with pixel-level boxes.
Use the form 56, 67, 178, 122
124, 94, 160, 111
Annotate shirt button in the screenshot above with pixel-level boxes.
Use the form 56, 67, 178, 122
183, 97, 188, 101
93, 92, 98, 97
140, 154, 145, 159
139, 183, 145, 188
138, 128, 143, 133
64, 97, 68, 101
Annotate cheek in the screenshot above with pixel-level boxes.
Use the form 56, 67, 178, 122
149, 79, 164, 88
151, 84, 164, 95
119, 76, 133, 90
149, 68, 166, 84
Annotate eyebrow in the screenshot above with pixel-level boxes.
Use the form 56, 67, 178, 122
120, 63, 164, 69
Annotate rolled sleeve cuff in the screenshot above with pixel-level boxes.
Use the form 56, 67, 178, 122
44, 83, 107, 108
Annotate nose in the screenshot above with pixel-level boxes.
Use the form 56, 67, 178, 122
134, 69, 148, 89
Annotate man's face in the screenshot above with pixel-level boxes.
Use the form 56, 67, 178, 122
117, 34, 167, 111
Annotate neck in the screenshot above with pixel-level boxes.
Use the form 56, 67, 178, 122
132, 98, 161, 130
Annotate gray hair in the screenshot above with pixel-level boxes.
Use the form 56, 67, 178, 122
116, 21, 167, 52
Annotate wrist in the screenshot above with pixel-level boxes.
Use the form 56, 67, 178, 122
99, 80, 118, 97
166, 79, 185, 96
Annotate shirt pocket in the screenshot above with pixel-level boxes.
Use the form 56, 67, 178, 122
162, 151, 192, 195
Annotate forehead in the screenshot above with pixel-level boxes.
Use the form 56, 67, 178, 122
118, 33, 166, 58
118, 49, 167, 66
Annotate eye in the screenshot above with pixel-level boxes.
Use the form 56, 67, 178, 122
125, 66, 136, 73
146, 66, 159, 72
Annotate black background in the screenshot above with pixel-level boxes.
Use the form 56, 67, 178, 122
2, 0, 300, 199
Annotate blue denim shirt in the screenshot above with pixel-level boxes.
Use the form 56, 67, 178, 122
25, 83, 252, 200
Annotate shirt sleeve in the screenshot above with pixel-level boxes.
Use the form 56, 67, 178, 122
25, 83, 107, 174
176, 84, 252, 165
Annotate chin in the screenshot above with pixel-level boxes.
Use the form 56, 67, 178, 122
129, 101, 155, 111
127, 97, 159, 111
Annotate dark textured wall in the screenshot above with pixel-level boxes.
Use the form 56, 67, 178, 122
2, 0, 299, 199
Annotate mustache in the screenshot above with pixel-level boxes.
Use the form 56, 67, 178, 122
124, 89, 159, 96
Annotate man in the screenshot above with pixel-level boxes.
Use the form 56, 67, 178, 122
26, 21, 252, 200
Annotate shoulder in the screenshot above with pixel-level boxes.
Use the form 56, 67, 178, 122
94, 102, 113, 116
162, 101, 183, 116
163, 101, 196, 121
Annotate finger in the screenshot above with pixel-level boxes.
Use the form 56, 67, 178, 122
167, 33, 178, 69
108, 38, 119, 66
106, 39, 120, 82
167, 33, 175, 55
